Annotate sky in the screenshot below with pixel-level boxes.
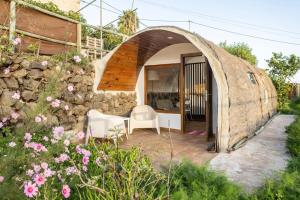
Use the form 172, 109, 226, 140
80, 0, 300, 82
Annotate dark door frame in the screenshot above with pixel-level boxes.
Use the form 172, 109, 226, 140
180, 53, 213, 137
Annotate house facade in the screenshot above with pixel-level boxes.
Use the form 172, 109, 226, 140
94, 26, 277, 152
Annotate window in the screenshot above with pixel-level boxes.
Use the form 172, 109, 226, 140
145, 64, 180, 113
247, 72, 257, 84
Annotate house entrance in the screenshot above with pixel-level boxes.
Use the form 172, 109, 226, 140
181, 54, 213, 139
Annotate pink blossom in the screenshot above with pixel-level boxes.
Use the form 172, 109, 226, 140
67, 85, 74, 92
53, 126, 64, 140
0, 176, 4, 183
42, 136, 49, 142
65, 167, 77, 175
82, 149, 91, 157
73, 55, 81, 63
82, 156, 89, 165
29, 143, 47, 152
8, 142, 16, 147
55, 153, 69, 163
64, 105, 69, 110
11, 111, 20, 120
75, 145, 82, 154
24, 181, 38, 198
41, 61, 48, 66
62, 185, 71, 198
77, 131, 85, 140
3, 67, 10, 74
0, 122, 3, 128
44, 168, 53, 178
35, 116, 42, 123
34, 174, 46, 186
13, 37, 21, 45
41, 162, 48, 169
46, 96, 52, 102
26, 169, 34, 177
63, 139, 70, 146
33, 165, 41, 173
51, 99, 61, 108
95, 157, 101, 166
12, 91, 20, 100
24, 132, 32, 141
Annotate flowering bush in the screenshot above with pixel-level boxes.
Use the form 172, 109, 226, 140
0, 124, 167, 199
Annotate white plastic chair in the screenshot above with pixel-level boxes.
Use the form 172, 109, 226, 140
129, 105, 160, 134
86, 110, 127, 145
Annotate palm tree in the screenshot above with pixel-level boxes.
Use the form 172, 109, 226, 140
118, 9, 139, 35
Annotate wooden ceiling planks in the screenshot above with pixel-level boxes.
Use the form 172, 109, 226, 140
98, 30, 189, 91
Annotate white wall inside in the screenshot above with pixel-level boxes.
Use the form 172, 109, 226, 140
135, 42, 218, 131
136, 43, 199, 130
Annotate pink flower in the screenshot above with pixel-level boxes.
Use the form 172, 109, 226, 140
26, 169, 34, 177
62, 185, 71, 198
64, 105, 69, 110
13, 37, 21, 45
95, 157, 101, 166
33, 143, 47, 152
75, 145, 82, 154
35, 116, 42, 123
43, 136, 49, 141
77, 131, 85, 140
24, 132, 32, 141
65, 167, 76, 175
51, 99, 61, 108
55, 153, 69, 163
44, 168, 53, 178
3, 67, 10, 74
0, 176, 4, 183
73, 55, 81, 63
41, 61, 48, 66
63, 139, 70, 146
33, 164, 41, 173
11, 111, 20, 120
0, 122, 3, 128
67, 85, 74, 92
82, 156, 89, 165
24, 181, 38, 198
53, 126, 64, 140
46, 96, 52, 102
41, 162, 48, 170
12, 91, 20, 100
8, 142, 16, 147
81, 149, 91, 157
34, 174, 46, 186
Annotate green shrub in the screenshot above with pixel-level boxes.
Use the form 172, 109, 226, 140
169, 161, 245, 200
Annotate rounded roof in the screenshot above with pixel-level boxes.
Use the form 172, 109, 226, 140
95, 26, 277, 151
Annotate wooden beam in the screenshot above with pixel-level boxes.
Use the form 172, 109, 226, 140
9, 0, 16, 41
76, 23, 81, 52
0, 25, 77, 46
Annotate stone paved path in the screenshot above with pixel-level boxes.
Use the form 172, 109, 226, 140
210, 115, 295, 192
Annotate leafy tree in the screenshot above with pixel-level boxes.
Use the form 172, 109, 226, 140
118, 9, 139, 35
84, 25, 122, 50
219, 41, 257, 65
266, 52, 300, 109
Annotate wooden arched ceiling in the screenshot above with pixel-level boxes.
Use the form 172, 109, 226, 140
98, 30, 189, 91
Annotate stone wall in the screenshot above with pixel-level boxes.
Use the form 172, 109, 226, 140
0, 54, 136, 131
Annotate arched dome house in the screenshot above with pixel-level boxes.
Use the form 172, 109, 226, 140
93, 26, 277, 152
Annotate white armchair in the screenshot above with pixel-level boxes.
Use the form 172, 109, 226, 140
86, 110, 128, 145
129, 105, 160, 134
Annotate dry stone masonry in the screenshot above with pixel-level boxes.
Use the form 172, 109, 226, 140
0, 54, 136, 132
